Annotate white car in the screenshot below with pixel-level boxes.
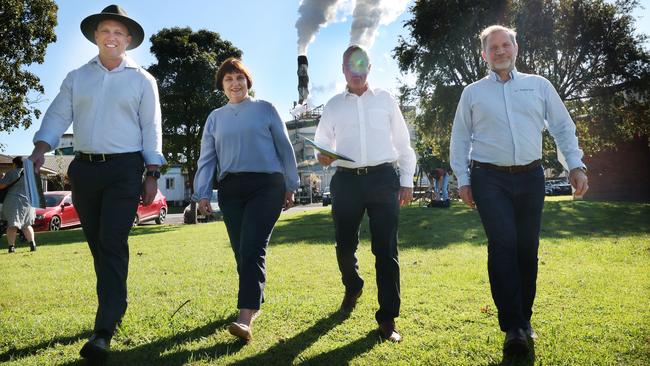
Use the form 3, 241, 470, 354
184, 190, 221, 223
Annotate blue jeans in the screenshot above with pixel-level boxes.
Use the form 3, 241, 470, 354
471, 165, 545, 332
434, 173, 449, 200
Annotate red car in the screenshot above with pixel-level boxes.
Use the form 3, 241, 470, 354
34, 190, 168, 231
34, 191, 80, 231
134, 189, 168, 226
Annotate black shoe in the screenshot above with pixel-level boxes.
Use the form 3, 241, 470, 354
80, 333, 111, 364
503, 328, 529, 358
29, 241, 36, 252
524, 321, 537, 339
340, 287, 363, 313
8, 245, 15, 253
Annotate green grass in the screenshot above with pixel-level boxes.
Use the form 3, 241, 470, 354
1, 199, 649, 365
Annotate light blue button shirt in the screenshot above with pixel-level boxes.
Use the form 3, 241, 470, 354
450, 69, 585, 187
34, 56, 166, 166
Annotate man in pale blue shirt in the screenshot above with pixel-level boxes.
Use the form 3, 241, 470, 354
28, 5, 165, 363
450, 25, 588, 359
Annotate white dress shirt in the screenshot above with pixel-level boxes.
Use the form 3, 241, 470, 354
34, 55, 166, 166
315, 87, 416, 187
450, 69, 585, 187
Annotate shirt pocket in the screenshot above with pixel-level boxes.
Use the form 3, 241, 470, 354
367, 108, 390, 132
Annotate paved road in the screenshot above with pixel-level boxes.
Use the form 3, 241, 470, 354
161, 203, 327, 226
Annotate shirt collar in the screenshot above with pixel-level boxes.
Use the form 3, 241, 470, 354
89, 55, 139, 72
488, 67, 518, 82
344, 85, 375, 98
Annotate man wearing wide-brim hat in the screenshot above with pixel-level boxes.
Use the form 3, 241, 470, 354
30, 4, 165, 363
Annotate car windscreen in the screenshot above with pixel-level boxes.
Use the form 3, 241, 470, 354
44, 195, 65, 207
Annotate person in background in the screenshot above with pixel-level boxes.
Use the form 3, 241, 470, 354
450, 25, 588, 359
0, 157, 36, 253
193, 57, 299, 343
29, 5, 165, 363
315, 45, 416, 343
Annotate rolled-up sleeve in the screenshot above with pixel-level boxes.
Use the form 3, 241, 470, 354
191, 113, 218, 201
268, 104, 300, 192
450, 87, 473, 187
543, 79, 584, 170
139, 73, 166, 166
389, 96, 416, 187
33, 72, 75, 151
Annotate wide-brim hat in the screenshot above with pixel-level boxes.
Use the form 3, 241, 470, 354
80, 5, 144, 50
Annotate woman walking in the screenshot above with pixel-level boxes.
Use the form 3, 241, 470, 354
1, 157, 36, 253
193, 57, 299, 342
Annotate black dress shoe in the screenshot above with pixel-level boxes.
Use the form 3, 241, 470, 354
29, 241, 36, 252
524, 321, 537, 339
8, 245, 15, 253
503, 328, 529, 357
378, 320, 402, 342
340, 287, 363, 313
80, 333, 111, 364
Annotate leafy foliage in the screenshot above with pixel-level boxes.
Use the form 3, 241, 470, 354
147, 27, 241, 187
0, 0, 57, 133
395, 0, 650, 171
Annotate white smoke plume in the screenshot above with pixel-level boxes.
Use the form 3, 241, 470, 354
296, 0, 342, 55
349, 0, 410, 48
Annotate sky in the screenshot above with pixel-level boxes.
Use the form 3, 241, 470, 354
1, 0, 649, 156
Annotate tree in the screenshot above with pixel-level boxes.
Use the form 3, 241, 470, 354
395, 0, 650, 172
147, 27, 242, 188
0, 0, 57, 134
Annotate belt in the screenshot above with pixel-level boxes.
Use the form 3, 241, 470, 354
472, 160, 541, 173
75, 151, 140, 163
336, 163, 393, 175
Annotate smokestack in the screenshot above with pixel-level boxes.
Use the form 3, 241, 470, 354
298, 55, 309, 105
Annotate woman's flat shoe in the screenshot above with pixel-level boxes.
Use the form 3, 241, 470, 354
228, 322, 252, 342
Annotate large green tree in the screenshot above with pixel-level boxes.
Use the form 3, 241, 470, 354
0, 0, 57, 134
395, 0, 650, 172
148, 27, 241, 187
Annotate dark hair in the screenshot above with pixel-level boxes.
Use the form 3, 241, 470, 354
12, 156, 23, 168
214, 57, 253, 91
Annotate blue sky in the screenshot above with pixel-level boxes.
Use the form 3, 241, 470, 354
1, 0, 648, 155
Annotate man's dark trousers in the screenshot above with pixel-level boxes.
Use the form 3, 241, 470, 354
68, 153, 144, 335
331, 164, 401, 323
471, 164, 545, 332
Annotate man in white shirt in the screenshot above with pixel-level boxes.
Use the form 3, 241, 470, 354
29, 5, 165, 363
315, 45, 416, 343
450, 25, 588, 359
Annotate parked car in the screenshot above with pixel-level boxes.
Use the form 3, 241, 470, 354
134, 189, 168, 225
322, 187, 331, 206
545, 179, 572, 196
184, 190, 221, 224
34, 191, 80, 231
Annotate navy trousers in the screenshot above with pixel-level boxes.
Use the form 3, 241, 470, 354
471, 164, 545, 332
217, 172, 285, 310
68, 153, 143, 335
330, 165, 401, 323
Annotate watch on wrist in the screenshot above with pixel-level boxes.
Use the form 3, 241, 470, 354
145, 170, 161, 179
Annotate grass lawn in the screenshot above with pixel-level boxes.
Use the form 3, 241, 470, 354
1, 198, 648, 365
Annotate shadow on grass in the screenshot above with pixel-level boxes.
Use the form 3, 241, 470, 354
489, 340, 536, 366
56, 313, 239, 366
31, 225, 182, 247
272, 200, 650, 250
230, 310, 352, 366
0, 329, 93, 362
296, 330, 380, 365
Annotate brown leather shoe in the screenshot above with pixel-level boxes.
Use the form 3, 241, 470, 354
378, 321, 402, 343
228, 322, 253, 342
340, 288, 363, 313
